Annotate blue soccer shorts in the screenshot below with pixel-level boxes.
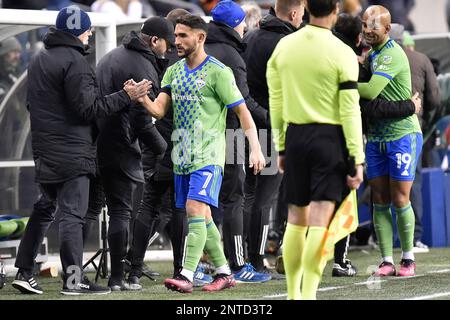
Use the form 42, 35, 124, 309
366, 133, 423, 181
174, 165, 223, 209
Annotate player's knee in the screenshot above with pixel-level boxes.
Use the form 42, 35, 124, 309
186, 200, 207, 217
392, 195, 410, 208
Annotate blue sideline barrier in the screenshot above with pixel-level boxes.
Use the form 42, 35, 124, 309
422, 168, 447, 247
444, 172, 450, 246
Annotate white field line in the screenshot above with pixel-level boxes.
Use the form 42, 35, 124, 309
405, 292, 450, 300
262, 268, 450, 299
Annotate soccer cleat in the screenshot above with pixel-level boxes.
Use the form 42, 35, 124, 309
12, 270, 43, 294
233, 263, 272, 283
61, 277, 111, 295
202, 273, 236, 292
193, 265, 213, 287
397, 259, 416, 277
164, 274, 193, 293
332, 260, 357, 277
373, 261, 396, 277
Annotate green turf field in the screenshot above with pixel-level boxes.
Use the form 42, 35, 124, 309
1, 247, 450, 300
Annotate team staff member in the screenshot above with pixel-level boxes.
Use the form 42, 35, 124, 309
12, 6, 149, 295
86, 16, 173, 291
267, 0, 364, 299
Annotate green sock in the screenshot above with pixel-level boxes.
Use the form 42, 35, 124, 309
183, 217, 207, 272
395, 203, 415, 253
373, 204, 394, 258
204, 219, 227, 269
301, 226, 327, 300
282, 223, 307, 300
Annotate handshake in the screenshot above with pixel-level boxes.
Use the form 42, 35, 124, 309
123, 79, 153, 101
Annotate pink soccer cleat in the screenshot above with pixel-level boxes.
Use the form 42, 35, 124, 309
202, 274, 236, 292
373, 261, 396, 277
164, 274, 193, 293
397, 259, 416, 277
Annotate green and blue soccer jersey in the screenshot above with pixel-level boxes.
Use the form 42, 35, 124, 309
366, 38, 421, 142
161, 55, 244, 175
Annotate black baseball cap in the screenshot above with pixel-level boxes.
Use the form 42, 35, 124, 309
141, 16, 175, 46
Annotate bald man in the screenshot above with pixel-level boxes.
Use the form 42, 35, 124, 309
358, 5, 422, 277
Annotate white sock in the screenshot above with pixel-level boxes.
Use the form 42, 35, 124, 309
215, 264, 231, 275
180, 268, 194, 282
402, 251, 415, 260
383, 256, 394, 264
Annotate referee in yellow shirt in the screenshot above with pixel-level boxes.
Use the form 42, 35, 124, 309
267, 0, 364, 300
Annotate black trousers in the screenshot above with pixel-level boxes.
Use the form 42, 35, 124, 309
127, 176, 187, 276
244, 165, 283, 271
100, 169, 136, 280
15, 176, 89, 279
334, 235, 350, 264
219, 163, 246, 271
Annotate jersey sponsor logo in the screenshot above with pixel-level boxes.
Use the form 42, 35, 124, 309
173, 93, 204, 102
378, 65, 390, 71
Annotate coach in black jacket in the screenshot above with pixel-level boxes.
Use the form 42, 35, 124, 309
204, 1, 269, 277
12, 7, 148, 296
92, 17, 173, 291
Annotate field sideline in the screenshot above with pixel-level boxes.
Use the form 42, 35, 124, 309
1, 248, 450, 300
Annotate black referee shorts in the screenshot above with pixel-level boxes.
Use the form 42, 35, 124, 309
284, 123, 349, 207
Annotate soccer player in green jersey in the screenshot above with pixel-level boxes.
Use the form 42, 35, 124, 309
267, 0, 364, 300
137, 14, 266, 293
358, 6, 423, 277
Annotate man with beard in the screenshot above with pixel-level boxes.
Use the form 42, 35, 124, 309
138, 14, 266, 293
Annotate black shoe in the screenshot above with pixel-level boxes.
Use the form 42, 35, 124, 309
127, 275, 142, 290
142, 264, 159, 279
124, 259, 158, 280
61, 277, 111, 295
12, 270, 43, 294
332, 260, 357, 277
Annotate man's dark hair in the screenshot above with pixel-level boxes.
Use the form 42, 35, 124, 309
167, 8, 191, 26
176, 14, 208, 33
334, 13, 362, 44
307, 0, 339, 17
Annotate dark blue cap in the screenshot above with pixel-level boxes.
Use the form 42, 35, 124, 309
56, 6, 91, 37
211, 0, 246, 28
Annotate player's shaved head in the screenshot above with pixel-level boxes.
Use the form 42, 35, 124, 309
362, 5, 391, 46
363, 5, 391, 29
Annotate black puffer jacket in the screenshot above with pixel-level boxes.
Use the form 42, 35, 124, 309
242, 8, 298, 120
95, 31, 167, 182
205, 21, 268, 129
28, 28, 130, 183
